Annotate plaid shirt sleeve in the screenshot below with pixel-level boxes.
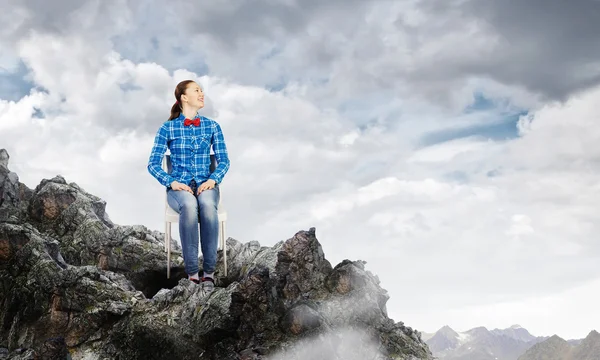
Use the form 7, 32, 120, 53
209, 122, 230, 184
147, 123, 175, 187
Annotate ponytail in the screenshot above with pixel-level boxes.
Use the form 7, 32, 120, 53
168, 101, 181, 120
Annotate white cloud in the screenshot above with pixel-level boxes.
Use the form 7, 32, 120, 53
0, 91, 46, 131
1, 0, 600, 343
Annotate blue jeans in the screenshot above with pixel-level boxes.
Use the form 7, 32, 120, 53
167, 184, 220, 275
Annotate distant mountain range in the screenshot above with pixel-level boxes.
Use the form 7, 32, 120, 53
421, 325, 599, 360
518, 330, 600, 360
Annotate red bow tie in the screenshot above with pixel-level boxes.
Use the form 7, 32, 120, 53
184, 118, 200, 127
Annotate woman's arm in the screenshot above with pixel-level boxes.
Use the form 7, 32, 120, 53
147, 124, 176, 187
208, 122, 230, 184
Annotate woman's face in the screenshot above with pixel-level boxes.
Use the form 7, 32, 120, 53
182, 82, 204, 109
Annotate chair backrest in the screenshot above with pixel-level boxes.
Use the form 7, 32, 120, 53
162, 154, 217, 173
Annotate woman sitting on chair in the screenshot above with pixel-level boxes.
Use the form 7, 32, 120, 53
147, 79, 230, 293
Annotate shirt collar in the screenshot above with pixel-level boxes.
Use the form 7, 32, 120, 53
176, 112, 201, 121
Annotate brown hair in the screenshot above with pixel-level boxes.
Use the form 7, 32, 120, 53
168, 80, 196, 120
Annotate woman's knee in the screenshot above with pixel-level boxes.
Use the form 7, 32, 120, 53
197, 189, 218, 210
168, 191, 198, 213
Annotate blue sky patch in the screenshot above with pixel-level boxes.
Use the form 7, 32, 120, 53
119, 82, 143, 92
464, 92, 498, 113
418, 113, 526, 147
418, 92, 529, 147
32, 108, 44, 119
442, 170, 470, 183
0, 60, 35, 102
257, 45, 283, 67
110, 35, 210, 76
265, 74, 287, 92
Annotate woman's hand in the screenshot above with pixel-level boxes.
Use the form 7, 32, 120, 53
197, 179, 216, 194
170, 181, 193, 193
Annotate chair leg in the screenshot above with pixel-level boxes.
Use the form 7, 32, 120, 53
166, 222, 171, 279
164, 222, 168, 252
221, 220, 227, 277
219, 220, 223, 251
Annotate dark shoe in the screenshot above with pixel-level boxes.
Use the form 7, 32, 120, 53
202, 276, 215, 294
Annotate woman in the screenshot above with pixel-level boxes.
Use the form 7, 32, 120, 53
147, 79, 230, 293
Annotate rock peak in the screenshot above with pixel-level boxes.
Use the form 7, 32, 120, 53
468, 326, 489, 333
438, 325, 457, 335
0, 148, 8, 168
548, 334, 566, 342
583, 329, 600, 341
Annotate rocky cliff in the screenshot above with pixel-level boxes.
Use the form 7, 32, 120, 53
0, 149, 433, 360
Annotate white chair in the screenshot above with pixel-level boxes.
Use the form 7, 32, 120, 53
162, 154, 228, 279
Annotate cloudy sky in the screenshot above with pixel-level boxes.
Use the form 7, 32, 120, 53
2, 0, 600, 340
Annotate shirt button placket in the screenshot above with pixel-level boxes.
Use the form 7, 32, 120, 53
191, 125, 196, 180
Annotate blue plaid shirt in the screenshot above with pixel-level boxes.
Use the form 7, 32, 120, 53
147, 114, 230, 188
